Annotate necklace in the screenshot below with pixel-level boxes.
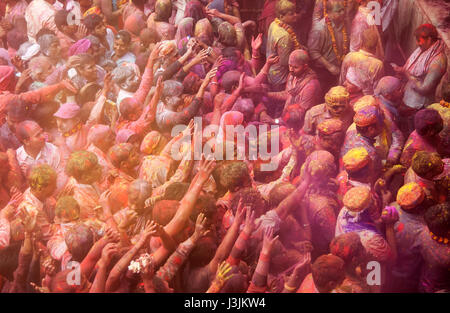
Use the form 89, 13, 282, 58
429, 231, 449, 244
63, 123, 82, 138
274, 18, 301, 51
323, 0, 349, 63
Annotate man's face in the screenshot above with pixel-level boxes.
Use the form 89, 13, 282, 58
281, 10, 297, 25
26, 124, 46, 151
79, 61, 97, 83
358, 121, 381, 138
319, 132, 343, 152
114, 38, 128, 58
326, 98, 348, 117
93, 22, 107, 38
6, 114, 21, 131
166, 96, 183, 111
121, 73, 140, 92
57, 117, 79, 134
288, 58, 307, 77
416, 35, 433, 52
125, 147, 140, 170
329, 2, 346, 24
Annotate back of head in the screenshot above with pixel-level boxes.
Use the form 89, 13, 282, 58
361, 28, 378, 52
414, 23, 438, 41
230, 187, 267, 218
311, 254, 345, 292
411, 151, 444, 179
155, 0, 173, 21
152, 200, 180, 226
164, 182, 190, 201
220, 161, 251, 193
65, 223, 94, 262
29, 164, 57, 192
220, 70, 241, 93
56, 196, 80, 222
415, 109, 443, 136
424, 202, 450, 239
276, 0, 295, 18
330, 232, 364, 266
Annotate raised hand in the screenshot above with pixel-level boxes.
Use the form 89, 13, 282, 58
149, 42, 163, 63
237, 73, 245, 92
261, 227, 278, 255
193, 213, 210, 240
104, 226, 121, 243
203, 67, 218, 86
196, 155, 216, 183
102, 72, 113, 93
118, 210, 138, 230
233, 198, 246, 226
205, 8, 219, 17
251, 33, 263, 52
182, 119, 194, 137
193, 49, 210, 65
75, 24, 88, 40
243, 207, 261, 234
215, 261, 234, 285
141, 220, 159, 241
266, 54, 280, 66
100, 243, 119, 266
381, 206, 399, 225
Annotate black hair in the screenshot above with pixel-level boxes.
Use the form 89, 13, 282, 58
164, 182, 190, 201
116, 30, 132, 45
82, 13, 103, 33
55, 10, 69, 31
36, 28, 56, 42
424, 202, 450, 238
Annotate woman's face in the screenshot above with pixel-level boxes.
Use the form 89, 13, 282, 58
93, 21, 107, 38
79, 61, 97, 82
114, 38, 129, 58
57, 117, 80, 134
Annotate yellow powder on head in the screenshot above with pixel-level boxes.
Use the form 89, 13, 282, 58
325, 86, 349, 104
353, 96, 377, 112
396, 182, 425, 210
343, 147, 370, 171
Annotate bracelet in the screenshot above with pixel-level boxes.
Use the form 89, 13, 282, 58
259, 252, 270, 262
303, 223, 310, 228
210, 81, 218, 85
252, 54, 262, 59
284, 283, 297, 292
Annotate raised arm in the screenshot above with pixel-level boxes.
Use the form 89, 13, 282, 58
89, 243, 119, 293
105, 221, 158, 292
164, 157, 216, 238
226, 207, 259, 266
247, 227, 278, 293
207, 199, 246, 277
134, 43, 163, 104
156, 213, 210, 283
275, 173, 311, 220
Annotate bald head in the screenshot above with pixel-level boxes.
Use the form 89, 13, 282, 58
289, 49, 309, 77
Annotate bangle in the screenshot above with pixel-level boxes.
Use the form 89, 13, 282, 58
210, 81, 218, 85
284, 283, 297, 292
252, 54, 262, 59
260, 252, 270, 262
303, 223, 310, 228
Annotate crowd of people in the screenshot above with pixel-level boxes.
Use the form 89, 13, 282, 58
0, 0, 448, 293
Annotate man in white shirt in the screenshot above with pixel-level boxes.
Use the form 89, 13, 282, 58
15, 120, 66, 190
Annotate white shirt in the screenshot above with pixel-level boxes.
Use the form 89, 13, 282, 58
16, 142, 61, 178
